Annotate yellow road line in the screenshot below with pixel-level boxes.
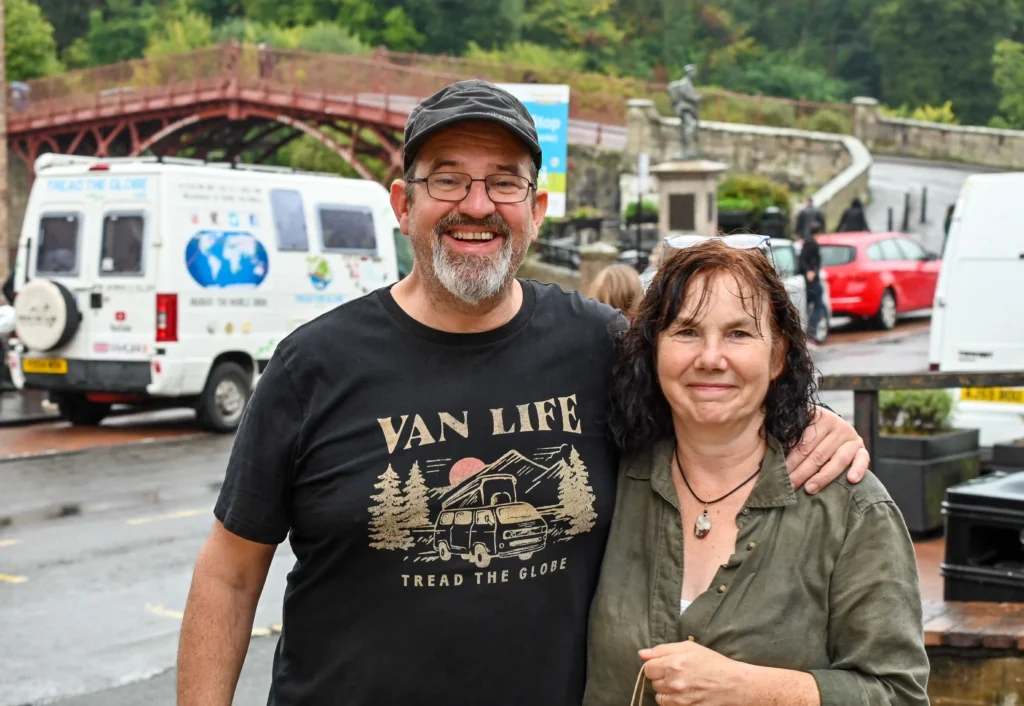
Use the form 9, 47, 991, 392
0, 540, 20, 548
0, 573, 28, 584
145, 602, 273, 638
127, 508, 210, 526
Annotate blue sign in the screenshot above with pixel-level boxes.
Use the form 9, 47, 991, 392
499, 84, 570, 217
184, 230, 269, 288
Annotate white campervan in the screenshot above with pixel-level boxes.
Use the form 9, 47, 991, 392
6, 155, 410, 431
928, 171, 1024, 446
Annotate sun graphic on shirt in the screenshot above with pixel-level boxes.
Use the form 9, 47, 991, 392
448, 457, 486, 486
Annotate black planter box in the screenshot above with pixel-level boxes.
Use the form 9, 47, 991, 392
941, 472, 1024, 602
718, 210, 752, 234
875, 429, 981, 535
877, 428, 979, 460
993, 440, 1024, 469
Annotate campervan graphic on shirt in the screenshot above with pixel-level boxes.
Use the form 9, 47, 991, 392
367, 438, 597, 569
184, 230, 269, 288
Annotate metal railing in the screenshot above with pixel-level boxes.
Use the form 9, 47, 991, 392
817, 371, 1024, 458
534, 239, 580, 270
7, 42, 856, 132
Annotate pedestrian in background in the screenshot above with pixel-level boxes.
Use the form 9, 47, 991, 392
795, 197, 825, 239
837, 196, 870, 232
589, 263, 643, 319
799, 221, 827, 344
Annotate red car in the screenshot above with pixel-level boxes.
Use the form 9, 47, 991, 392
815, 232, 941, 330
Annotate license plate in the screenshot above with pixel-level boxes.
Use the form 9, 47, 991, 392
23, 358, 67, 374
960, 387, 1024, 404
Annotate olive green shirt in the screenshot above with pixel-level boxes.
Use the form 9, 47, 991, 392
583, 436, 930, 706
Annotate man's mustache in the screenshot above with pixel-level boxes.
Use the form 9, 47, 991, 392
433, 213, 514, 240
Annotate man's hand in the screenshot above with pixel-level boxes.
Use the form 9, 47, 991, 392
786, 406, 869, 494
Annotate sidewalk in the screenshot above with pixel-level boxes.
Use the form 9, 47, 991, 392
0, 390, 59, 427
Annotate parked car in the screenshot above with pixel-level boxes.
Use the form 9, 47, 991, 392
815, 231, 940, 330
638, 236, 830, 342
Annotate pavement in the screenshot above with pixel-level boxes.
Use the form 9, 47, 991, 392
864, 156, 1006, 254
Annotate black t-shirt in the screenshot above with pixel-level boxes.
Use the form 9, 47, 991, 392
215, 279, 623, 706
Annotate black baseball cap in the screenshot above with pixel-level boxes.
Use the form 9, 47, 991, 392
403, 79, 543, 173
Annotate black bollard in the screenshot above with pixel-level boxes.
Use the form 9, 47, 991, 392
888, 207, 894, 231
902, 192, 911, 232
921, 187, 928, 224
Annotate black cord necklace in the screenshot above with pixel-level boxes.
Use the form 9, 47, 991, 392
673, 445, 763, 539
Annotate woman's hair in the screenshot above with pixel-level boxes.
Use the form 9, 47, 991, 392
609, 240, 817, 454
589, 264, 644, 317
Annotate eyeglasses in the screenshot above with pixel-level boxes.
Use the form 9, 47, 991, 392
664, 234, 775, 267
407, 172, 536, 204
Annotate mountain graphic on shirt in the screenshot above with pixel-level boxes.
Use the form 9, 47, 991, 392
367, 445, 597, 564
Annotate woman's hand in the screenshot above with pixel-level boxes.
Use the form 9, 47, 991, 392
787, 405, 869, 494
638, 642, 749, 706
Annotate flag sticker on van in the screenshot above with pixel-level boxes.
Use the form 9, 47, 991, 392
184, 230, 269, 288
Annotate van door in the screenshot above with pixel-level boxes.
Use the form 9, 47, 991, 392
93, 208, 156, 365
25, 209, 95, 364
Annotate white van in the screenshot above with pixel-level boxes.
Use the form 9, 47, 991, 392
6, 155, 409, 431
928, 172, 1024, 446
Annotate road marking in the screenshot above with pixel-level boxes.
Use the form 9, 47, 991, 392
0, 573, 28, 584
145, 602, 184, 619
0, 540, 20, 548
145, 603, 275, 637
127, 508, 210, 526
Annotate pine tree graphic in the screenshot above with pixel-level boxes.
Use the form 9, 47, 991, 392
400, 461, 431, 530
559, 447, 598, 536
368, 465, 414, 550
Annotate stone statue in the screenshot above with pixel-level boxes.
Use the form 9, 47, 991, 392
667, 64, 702, 159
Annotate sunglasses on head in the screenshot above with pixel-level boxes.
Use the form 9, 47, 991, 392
663, 234, 775, 267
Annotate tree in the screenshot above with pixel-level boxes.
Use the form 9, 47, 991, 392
87, 0, 155, 66
993, 39, 1024, 128
5, 0, 62, 81
144, 9, 214, 58
368, 465, 413, 550
558, 447, 597, 536
400, 462, 431, 530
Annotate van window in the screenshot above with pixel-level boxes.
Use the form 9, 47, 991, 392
476, 510, 495, 526
319, 205, 377, 254
820, 245, 856, 266
99, 214, 145, 275
394, 228, 413, 279
772, 245, 797, 277
454, 511, 473, 526
269, 189, 309, 251
36, 214, 81, 275
438, 512, 454, 526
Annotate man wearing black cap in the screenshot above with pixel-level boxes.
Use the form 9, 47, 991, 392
177, 79, 869, 706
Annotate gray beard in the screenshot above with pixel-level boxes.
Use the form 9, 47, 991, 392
427, 213, 530, 307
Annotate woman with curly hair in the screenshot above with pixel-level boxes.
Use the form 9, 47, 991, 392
583, 236, 929, 706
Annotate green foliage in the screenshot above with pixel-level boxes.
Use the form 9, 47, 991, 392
295, 22, 371, 55
717, 174, 790, 222
623, 199, 659, 220
144, 8, 215, 58
463, 41, 588, 73
881, 101, 959, 124
717, 197, 755, 213
879, 390, 956, 435
87, 0, 155, 65
992, 39, 1024, 129
804, 110, 851, 134
6, 0, 63, 81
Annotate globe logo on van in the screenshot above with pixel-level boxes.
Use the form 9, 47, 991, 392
306, 256, 333, 291
184, 230, 269, 288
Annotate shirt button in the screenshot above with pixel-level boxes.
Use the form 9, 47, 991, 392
687, 635, 696, 642
747, 541, 757, 550
741, 508, 751, 515
718, 584, 728, 593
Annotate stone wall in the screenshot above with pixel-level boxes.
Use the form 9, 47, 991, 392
565, 144, 625, 216
853, 96, 1024, 170
624, 99, 872, 230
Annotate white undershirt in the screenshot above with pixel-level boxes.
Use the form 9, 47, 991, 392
680, 599, 692, 614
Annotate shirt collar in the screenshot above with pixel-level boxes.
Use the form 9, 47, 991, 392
626, 434, 798, 510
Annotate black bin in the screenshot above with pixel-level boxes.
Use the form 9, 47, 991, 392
941, 471, 1024, 602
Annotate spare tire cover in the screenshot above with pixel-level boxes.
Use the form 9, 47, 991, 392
14, 279, 81, 352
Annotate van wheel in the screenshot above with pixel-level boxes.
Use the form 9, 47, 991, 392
58, 394, 109, 426
472, 543, 492, 569
518, 552, 534, 561
874, 289, 897, 330
197, 362, 252, 433
437, 541, 452, 562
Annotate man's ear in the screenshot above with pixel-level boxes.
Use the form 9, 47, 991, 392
391, 179, 412, 235
531, 189, 549, 243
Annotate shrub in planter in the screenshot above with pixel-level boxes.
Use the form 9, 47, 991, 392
624, 199, 659, 224
875, 389, 981, 535
717, 174, 791, 226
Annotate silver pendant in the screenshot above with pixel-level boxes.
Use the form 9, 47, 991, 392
695, 509, 711, 539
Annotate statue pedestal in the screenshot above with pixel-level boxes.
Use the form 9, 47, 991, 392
650, 160, 728, 238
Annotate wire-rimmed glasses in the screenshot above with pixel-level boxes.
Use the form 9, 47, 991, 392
663, 234, 775, 267
407, 172, 536, 204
